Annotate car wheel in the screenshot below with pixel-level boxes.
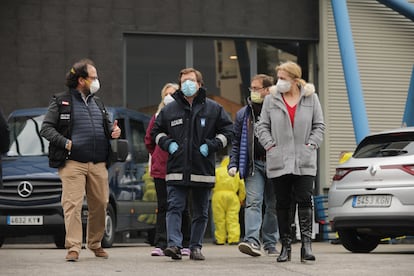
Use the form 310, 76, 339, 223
54, 234, 65, 249
338, 229, 379, 253
101, 204, 116, 248
147, 228, 156, 246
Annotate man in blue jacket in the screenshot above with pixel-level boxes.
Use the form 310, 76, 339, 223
151, 68, 233, 261
228, 74, 279, 257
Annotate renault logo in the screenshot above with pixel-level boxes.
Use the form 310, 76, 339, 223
17, 181, 33, 198
369, 164, 380, 176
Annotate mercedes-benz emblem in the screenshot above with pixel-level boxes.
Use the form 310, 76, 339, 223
17, 181, 33, 198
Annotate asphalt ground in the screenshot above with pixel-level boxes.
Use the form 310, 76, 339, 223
0, 241, 413, 276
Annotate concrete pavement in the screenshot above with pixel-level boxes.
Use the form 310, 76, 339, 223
0, 241, 413, 276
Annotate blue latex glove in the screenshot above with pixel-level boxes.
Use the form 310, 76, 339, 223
200, 143, 209, 157
168, 142, 178, 154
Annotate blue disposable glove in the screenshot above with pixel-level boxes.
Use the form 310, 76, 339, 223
168, 142, 178, 154
200, 143, 209, 157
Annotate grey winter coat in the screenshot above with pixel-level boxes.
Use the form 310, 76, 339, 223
256, 86, 325, 178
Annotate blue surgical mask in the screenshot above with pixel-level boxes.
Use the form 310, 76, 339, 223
181, 80, 198, 97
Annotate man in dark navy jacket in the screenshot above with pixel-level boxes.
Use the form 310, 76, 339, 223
41, 58, 121, 262
151, 68, 233, 261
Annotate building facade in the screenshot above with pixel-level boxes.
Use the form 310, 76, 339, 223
1, 0, 413, 193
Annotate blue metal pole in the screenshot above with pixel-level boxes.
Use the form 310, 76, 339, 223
402, 66, 414, 127
331, 0, 370, 143
377, 0, 414, 22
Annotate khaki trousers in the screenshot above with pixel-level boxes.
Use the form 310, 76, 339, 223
59, 160, 109, 253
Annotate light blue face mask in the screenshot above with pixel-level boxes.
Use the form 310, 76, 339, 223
181, 80, 198, 97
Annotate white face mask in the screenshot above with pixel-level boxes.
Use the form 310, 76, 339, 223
163, 94, 175, 105
90, 79, 100, 94
276, 79, 291, 93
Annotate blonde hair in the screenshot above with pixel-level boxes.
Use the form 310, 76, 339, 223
156, 83, 179, 114
276, 61, 315, 96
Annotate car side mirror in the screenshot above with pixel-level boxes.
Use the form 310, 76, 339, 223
110, 139, 129, 162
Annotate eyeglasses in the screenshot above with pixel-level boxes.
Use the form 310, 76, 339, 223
86, 76, 99, 80
248, 87, 264, 93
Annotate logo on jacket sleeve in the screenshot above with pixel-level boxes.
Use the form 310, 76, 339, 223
171, 118, 183, 127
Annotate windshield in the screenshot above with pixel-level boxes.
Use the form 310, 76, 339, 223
8, 114, 49, 156
353, 132, 414, 158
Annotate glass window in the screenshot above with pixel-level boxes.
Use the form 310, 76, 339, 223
8, 115, 48, 156
354, 132, 414, 158
129, 119, 147, 163
125, 35, 300, 113
125, 35, 186, 111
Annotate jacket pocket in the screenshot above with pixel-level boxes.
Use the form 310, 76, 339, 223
297, 144, 316, 168
48, 144, 68, 168
266, 146, 284, 171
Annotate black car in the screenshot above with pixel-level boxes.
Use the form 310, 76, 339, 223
0, 107, 156, 248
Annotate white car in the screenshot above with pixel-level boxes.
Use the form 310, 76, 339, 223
328, 127, 414, 253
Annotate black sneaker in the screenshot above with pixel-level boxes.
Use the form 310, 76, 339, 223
238, 242, 262, 257
189, 248, 205, 261
264, 247, 279, 257
164, 246, 182, 260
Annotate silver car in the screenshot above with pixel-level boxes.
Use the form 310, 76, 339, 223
328, 127, 414, 253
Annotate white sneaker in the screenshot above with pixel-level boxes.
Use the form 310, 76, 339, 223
238, 242, 262, 257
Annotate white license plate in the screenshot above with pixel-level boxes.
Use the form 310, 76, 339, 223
7, 216, 43, 225
352, 195, 392, 208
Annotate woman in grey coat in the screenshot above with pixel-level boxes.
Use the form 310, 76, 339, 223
257, 61, 325, 263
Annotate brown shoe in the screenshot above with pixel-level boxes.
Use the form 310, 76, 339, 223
90, 247, 109, 259
65, 251, 79, 262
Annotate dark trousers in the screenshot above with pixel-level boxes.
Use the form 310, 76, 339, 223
166, 185, 211, 250
271, 174, 314, 238
272, 174, 314, 210
154, 178, 191, 249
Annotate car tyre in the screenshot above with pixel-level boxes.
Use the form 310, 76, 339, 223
338, 229, 379, 253
102, 204, 116, 248
54, 233, 65, 249
147, 228, 156, 246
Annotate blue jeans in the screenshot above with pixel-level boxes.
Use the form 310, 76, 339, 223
243, 160, 278, 249
166, 185, 211, 250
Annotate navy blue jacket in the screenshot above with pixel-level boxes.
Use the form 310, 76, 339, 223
151, 88, 233, 188
40, 89, 112, 168
228, 98, 265, 179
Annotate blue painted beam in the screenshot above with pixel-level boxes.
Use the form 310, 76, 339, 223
331, 0, 370, 143
377, 0, 414, 22
402, 66, 414, 127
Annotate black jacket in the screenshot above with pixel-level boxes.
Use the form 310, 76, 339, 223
0, 106, 10, 186
151, 88, 233, 188
40, 90, 112, 168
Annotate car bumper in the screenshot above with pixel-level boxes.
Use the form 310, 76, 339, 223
331, 215, 414, 237
0, 207, 88, 238
0, 213, 65, 237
